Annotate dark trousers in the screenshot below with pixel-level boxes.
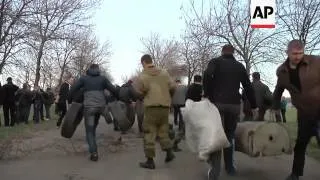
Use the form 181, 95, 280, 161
173, 104, 184, 130
33, 102, 43, 123
57, 102, 67, 127
136, 100, 144, 133
3, 103, 16, 126
45, 104, 52, 119
19, 105, 31, 124
281, 109, 287, 123
257, 107, 267, 121
84, 107, 103, 153
209, 104, 240, 179
292, 111, 319, 176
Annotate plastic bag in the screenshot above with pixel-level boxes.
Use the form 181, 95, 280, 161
182, 99, 230, 161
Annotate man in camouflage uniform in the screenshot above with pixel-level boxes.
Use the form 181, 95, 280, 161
135, 54, 176, 169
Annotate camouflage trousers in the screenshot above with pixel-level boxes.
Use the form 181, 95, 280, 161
143, 107, 172, 158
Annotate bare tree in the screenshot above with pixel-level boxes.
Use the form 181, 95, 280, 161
25, 0, 99, 87
0, 0, 33, 73
180, 35, 199, 85
47, 38, 78, 87
140, 33, 186, 79
278, 0, 320, 53
69, 33, 112, 77
183, 0, 283, 75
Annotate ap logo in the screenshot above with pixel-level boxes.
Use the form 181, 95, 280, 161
250, 0, 276, 28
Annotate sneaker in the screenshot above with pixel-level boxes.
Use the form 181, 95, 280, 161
90, 152, 99, 162
139, 158, 155, 169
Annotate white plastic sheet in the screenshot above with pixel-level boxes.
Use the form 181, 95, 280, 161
182, 99, 230, 161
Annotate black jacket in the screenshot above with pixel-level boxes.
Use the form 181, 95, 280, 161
0, 83, 4, 105
203, 55, 257, 108
32, 90, 44, 103
68, 88, 84, 104
2, 82, 19, 104
58, 82, 70, 104
15, 89, 33, 106
186, 83, 202, 102
43, 91, 55, 105
70, 68, 118, 107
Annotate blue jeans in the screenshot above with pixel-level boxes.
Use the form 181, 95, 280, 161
84, 107, 103, 153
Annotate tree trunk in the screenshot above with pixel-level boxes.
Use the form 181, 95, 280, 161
0, 61, 4, 74
34, 40, 46, 87
58, 65, 66, 88
235, 121, 292, 157
49, 73, 52, 88
245, 61, 250, 75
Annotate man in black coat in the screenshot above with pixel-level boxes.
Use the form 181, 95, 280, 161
56, 74, 74, 128
203, 44, 257, 180
43, 88, 55, 121
15, 83, 33, 124
32, 86, 44, 124
0, 82, 4, 126
2, 77, 19, 127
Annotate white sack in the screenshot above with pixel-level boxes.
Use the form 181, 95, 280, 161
182, 98, 230, 161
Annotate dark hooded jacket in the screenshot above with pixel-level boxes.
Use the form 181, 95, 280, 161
15, 88, 33, 106
2, 82, 19, 105
69, 67, 118, 108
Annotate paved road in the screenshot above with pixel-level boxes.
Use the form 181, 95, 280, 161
0, 119, 320, 180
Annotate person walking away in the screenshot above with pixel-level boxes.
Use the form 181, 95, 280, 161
134, 54, 176, 169
280, 96, 287, 123
2, 77, 19, 127
203, 44, 257, 180
119, 80, 138, 134
43, 88, 55, 121
172, 79, 187, 127
251, 72, 273, 121
56, 74, 74, 128
271, 40, 320, 180
32, 86, 44, 124
15, 83, 33, 124
186, 75, 203, 102
69, 64, 118, 162
0, 82, 4, 127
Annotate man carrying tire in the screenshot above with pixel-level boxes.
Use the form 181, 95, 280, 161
69, 64, 118, 162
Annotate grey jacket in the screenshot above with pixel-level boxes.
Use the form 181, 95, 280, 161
69, 68, 118, 108
172, 84, 187, 105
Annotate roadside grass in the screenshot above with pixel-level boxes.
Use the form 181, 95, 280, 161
0, 105, 57, 140
285, 108, 320, 161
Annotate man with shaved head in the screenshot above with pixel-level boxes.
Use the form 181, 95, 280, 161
272, 40, 320, 180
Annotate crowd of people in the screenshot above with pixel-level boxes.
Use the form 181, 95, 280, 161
0, 39, 319, 180
0, 78, 55, 127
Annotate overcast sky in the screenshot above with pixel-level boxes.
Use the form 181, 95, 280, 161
93, 0, 187, 85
